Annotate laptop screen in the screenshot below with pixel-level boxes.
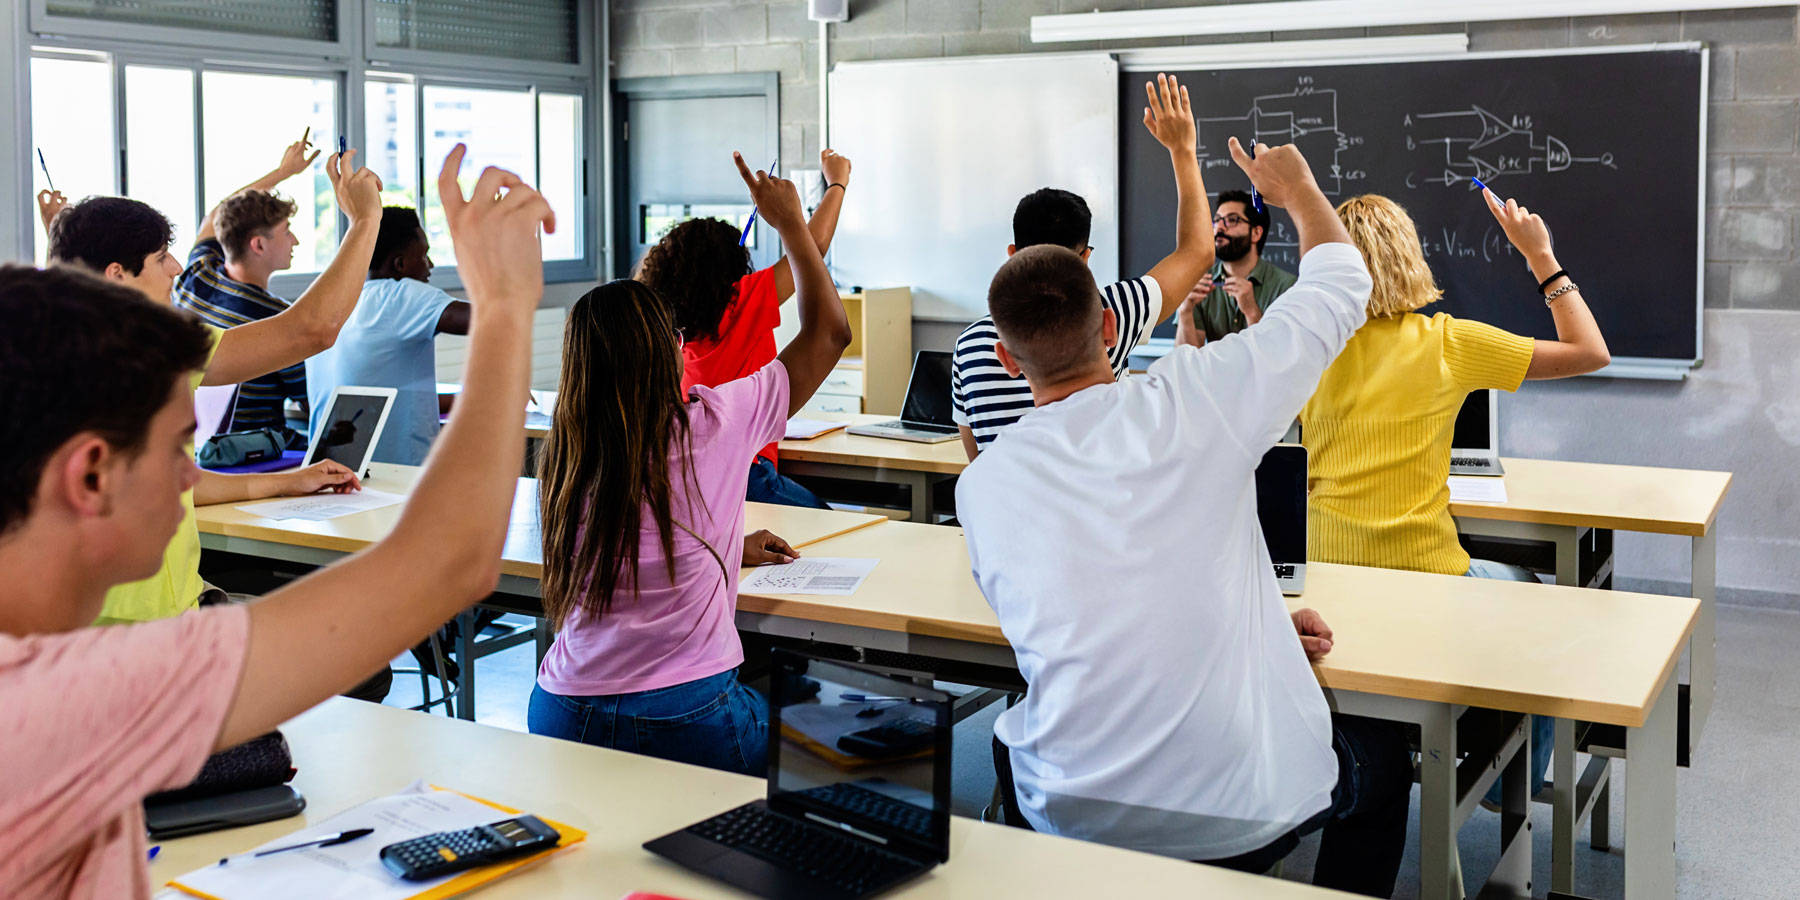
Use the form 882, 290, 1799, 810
1452, 390, 1494, 451
1255, 444, 1307, 566
767, 652, 952, 862
306, 391, 389, 470
899, 351, 956, 428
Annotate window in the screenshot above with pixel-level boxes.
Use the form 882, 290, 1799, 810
201, 71, 339, 271
125, 66, 199, 252
420, 84, 534, 267
538, 93, 583, 262
365, 77, 419, 209
30, 56, 114, 263
373, 0, 577, 64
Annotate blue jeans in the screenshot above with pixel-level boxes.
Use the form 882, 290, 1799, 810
747, 456, 828, 509
528, 669, 769, 776
1467, 559, 1554, 805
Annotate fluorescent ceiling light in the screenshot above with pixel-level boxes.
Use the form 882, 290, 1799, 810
1033, 0, 1795, 43
1117, 33, 1469, 71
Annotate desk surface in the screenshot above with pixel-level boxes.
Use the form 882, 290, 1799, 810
777, 413, 970, 475
1450, 457, 1731, 537
151, 699, 1351, 899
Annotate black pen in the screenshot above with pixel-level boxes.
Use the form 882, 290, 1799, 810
219, 828, 375, 865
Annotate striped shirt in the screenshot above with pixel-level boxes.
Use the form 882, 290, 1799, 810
951, 276, 1162, 451
175, 239, 306, 446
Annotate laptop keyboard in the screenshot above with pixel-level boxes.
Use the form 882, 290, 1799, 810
1273, 564, 1296, 580
686, 804, 918, 894
1451, 456, 1492, 468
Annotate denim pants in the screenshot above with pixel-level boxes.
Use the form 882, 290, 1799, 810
528, 668, 769, 776
1467, 559, 1554, 805
746, 456, 828, 509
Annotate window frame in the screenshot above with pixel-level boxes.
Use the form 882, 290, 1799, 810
29, 0, 352, 61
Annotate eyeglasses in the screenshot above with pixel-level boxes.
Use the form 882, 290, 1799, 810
1212, 214, 1251, 228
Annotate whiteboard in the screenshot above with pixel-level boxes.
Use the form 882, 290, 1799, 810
827, 53, 1119, 322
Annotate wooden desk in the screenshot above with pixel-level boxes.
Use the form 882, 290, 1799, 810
777, 413, 968, 522
151, 698, 1352, 899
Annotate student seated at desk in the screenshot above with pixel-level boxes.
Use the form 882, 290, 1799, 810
1301, 192, 1611, 806
1174, 188, 1299, 347
38, 151, 378, 639
0, 148, 554, 899
951, 76, 1213, 460
636, 149, 853, 510
530, 155, 850, 775
956, 130, 1409, 897
306, 206, 471, 466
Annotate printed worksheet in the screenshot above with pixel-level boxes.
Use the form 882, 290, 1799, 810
1447, 476, 1508, 504
741, 557, 879, 596
236, 488, 406, 522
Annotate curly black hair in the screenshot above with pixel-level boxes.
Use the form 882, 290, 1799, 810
635, 217, 750, 344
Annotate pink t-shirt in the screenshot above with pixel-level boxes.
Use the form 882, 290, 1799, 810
537, 361, 790, 697
1, 605, 250, 900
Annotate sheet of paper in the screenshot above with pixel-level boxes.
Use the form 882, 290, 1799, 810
168, 782, 507, 900
784, 417, 846, 440
235, 488, 406, 522
740, 557, 878, 596
528, 390, 557, 416
1448, 475, 1508, 504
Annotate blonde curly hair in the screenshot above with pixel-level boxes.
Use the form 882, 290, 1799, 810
1335, 194, 1442, 318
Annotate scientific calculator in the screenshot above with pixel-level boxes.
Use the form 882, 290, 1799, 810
379, 815, 561, 881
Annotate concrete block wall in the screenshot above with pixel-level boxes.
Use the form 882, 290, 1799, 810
610, 1, 1800, 602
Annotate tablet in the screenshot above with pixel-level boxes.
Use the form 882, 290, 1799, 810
305, 386, 397, 475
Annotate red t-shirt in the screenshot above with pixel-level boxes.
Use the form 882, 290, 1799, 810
682, 266, 782, 464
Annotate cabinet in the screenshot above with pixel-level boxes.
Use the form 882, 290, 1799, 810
775, 286, 912, 416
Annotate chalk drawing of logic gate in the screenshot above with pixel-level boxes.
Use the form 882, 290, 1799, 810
1406, 105, 1617, 189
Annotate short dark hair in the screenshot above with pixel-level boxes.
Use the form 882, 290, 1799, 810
1216, 189, 1271, 252
987, 245, 1103, 383
47, 197, 173, 276
0, 265, 213, 536
1012, 188, 1092, 252
216, 190, 298, 259
372, 206, 425, 272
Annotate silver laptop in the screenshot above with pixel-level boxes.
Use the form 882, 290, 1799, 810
846, 351, 960, 444
305, 386, 397, 478
1256, 444, 1307, 596
1449, 390, 1505, 477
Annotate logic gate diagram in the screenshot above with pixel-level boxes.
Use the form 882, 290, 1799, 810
1195, 77, 1367, 196
1406, 106, 1617, 190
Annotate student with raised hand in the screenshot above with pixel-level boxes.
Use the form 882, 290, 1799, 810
957, 138, 1409, 897
530, 153, 851, 775
951, 74, 1213, 460
176, 133, 380, 447
636, 149, 854, 509
41, 159, 385, 628
1300, 190, 1610, 809
306, 206, 472, 466
0, 144, 554, 900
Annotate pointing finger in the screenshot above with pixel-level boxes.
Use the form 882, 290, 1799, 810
436, 143, 469, 218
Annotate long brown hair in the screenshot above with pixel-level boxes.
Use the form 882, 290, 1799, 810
538, 279, 698, 629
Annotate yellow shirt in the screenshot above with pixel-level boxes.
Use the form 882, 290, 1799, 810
1300, 312, 1534, 575
94, 326, 224, 625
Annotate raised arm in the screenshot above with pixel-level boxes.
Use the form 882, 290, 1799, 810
201, 150, 384, 386
1481, 189, 1610, 380
1141, 74, 1214, 323
772, 149, 853, 302
741, 154, 853, 416
216, 146, 554, 749
195, 130, 319, 245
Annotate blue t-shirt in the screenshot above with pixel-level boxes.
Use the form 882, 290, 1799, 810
306, 277, 455, 466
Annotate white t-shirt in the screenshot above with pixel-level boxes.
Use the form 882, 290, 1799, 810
956, 242, 1371, 861
951, 277, 1160, 451
306, 277, 455, 466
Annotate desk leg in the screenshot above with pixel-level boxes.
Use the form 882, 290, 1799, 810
902, 471, 931, 524
1690, 529, 1717, 753
456, 609, 477, 722
1626, 676, 1678, 900
1552, 717, 1578, 895
1418, 703, 1463, 900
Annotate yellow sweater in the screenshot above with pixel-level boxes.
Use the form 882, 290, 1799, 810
1300, 312, 1534, 575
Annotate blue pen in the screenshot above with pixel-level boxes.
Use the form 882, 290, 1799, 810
147, 846, 160, 863
36, 149, 55, 192
740, 157, 779, 246
1247, 138, 1264, 214
1470, 177, 1506, 212
338, 135, 347, 156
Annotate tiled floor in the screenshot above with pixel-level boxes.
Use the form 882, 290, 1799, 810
386, 605, 1799, 899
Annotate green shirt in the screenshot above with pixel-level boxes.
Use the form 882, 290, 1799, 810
1192, 257, 1298, 343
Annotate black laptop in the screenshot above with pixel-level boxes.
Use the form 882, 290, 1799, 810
644, 651, 952, 900
846, 351, 961, 443
1256, 444, 1308, 596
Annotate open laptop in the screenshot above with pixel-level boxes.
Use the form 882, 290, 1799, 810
1450, 390, 1505, 477
645, 650, 952, 900
305, 386, 397, 478
846, 351, 959, 444
1256, 444, 1308, 596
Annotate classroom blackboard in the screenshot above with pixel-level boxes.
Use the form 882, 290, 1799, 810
1122, 46, 1705, 370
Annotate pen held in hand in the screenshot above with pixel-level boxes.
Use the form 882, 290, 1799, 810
36, 149, 54, 193
739, 156, 779, 247
1470, 176, 1507, 212
1246, 138, 1264, 214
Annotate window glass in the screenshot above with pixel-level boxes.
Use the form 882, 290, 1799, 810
365, 77, 418, 209
125, 65, 200, 253
538, 92, 582, 261
202, 70, 339, 271
30, 56, 115, 263
420, 84, 533, 266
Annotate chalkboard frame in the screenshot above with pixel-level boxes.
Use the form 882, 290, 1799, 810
1120, 43, 1708, 380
